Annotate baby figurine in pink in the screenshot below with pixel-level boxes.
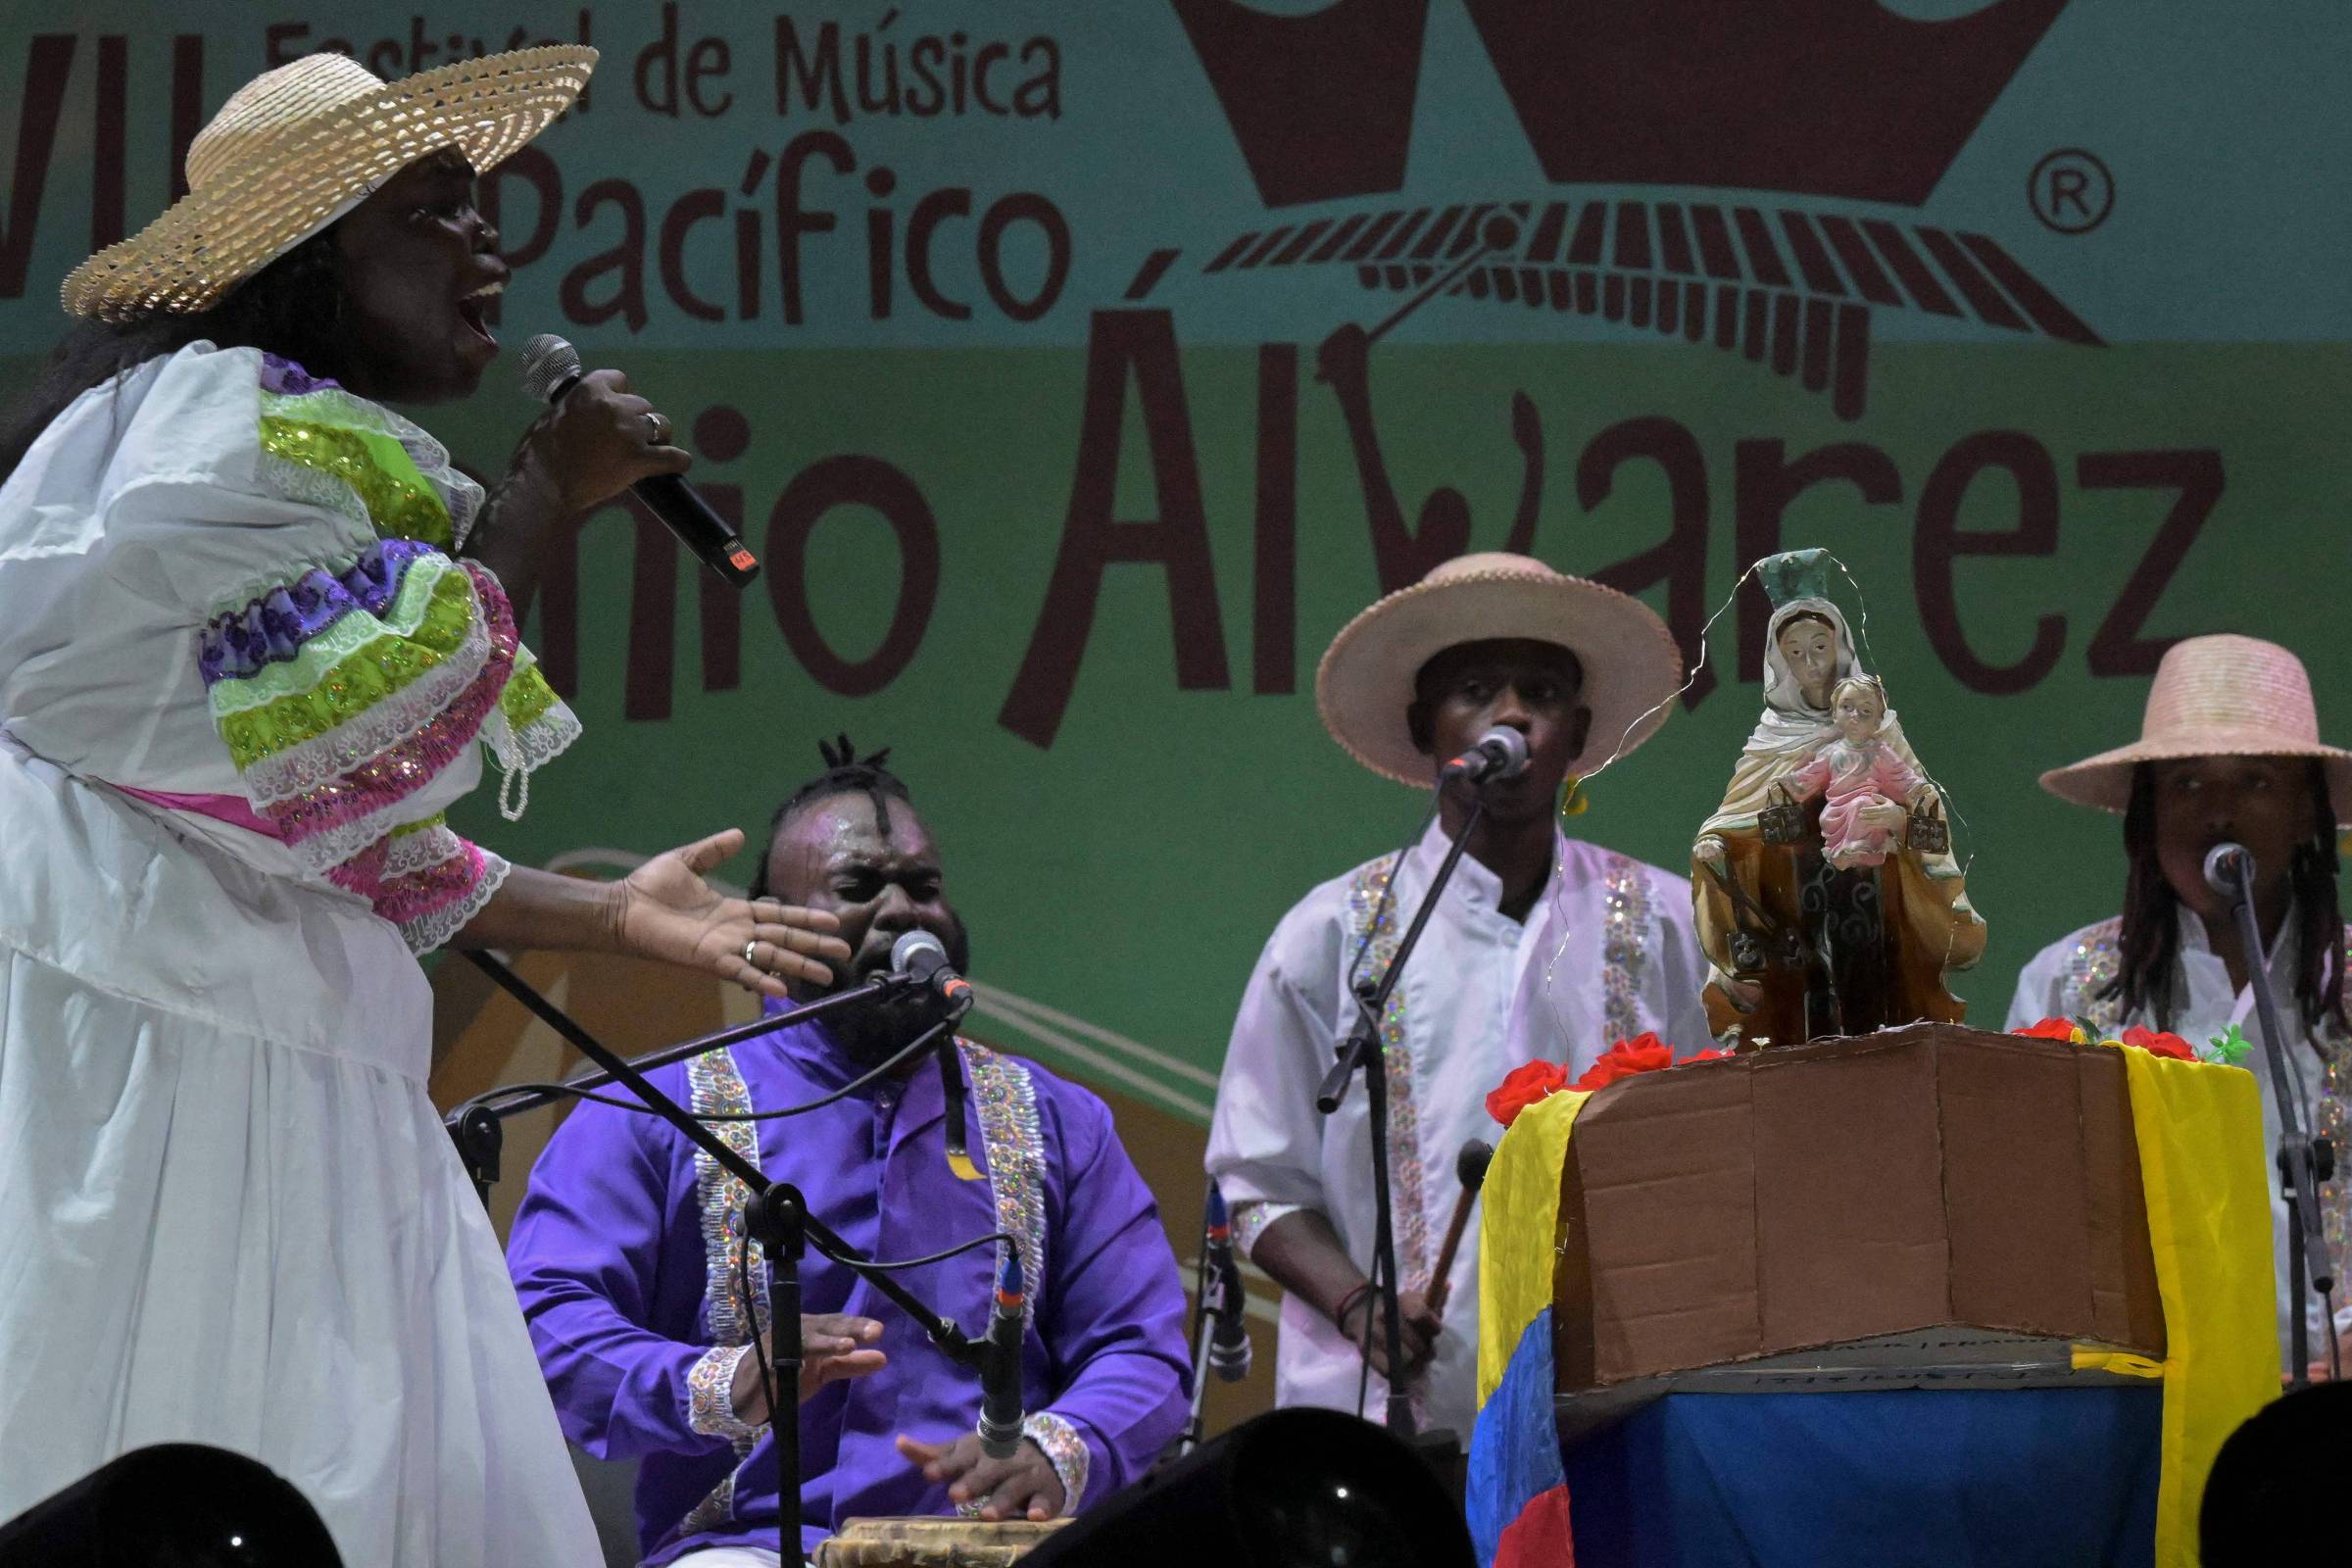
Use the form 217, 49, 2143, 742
1786, 675, 1927, 869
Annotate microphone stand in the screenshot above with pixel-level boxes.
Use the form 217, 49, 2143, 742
444, 965, 919, 1203
1176, 1188, 1242, 1458
1316, 787, 1493, 1439
456, 952, 983, 1558
2218, 858, 2338, 1388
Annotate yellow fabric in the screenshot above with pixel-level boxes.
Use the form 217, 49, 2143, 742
2110, 1047, 2277, 1568
2070, 1348, 2164, 1379
1475, 1089, 1590, 1407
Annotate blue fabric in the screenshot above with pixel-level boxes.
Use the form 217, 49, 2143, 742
1557, 1387, 2163, 1568
1467, 1310, 1565, 1565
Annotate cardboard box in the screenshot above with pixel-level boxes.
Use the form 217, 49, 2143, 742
1551, 1025, 2166, 1408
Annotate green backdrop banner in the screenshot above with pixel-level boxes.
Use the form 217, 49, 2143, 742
4, 3, 2347, 1117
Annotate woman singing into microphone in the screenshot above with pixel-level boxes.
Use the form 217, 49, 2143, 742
0, 49, 849, 1565
2009, 635, 2352, 1383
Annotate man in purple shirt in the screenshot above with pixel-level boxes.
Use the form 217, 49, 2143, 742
507, 742, 1191, 1564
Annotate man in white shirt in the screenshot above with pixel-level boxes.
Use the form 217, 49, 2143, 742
2010, 634, 2352, 1379
1204, 553, 1711, 1440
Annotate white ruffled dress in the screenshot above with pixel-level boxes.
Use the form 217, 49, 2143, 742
0, 343, 600, 1565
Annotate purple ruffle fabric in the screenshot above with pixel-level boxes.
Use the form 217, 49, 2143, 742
197, 537, 443, 684
258, 353, 342, 397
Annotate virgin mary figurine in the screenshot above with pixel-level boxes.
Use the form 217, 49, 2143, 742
1690, 551, 1986, 1045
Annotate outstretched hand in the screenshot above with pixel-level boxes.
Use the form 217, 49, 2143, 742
732, 1314, 888, 1424
612, 828, 852, 997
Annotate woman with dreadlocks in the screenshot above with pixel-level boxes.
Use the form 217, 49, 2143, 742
2009, 635, 2352, 1381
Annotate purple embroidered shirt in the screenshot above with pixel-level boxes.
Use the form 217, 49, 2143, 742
506, 1004, 1191, 1562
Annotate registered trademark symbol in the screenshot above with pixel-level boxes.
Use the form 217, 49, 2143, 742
2030, 149, 2114, 234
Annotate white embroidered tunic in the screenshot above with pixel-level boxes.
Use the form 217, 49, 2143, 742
1205, 823, 1709, 1438
2009, 910, 2352, 1367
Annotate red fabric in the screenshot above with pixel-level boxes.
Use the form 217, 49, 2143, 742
2120, 1025, 2196, 1060
2014, 1016, 2079, 1041
1571, 1032, 1676, 1091
1494, 1483, 1576, 1568
1487, 1059, 1569, 1127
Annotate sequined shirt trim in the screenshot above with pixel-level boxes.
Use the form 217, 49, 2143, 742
1345, 856, 1430, 1295
1599, 853, 1654, 1047
1023, 1412, 1092, 1513
678, 1047, 768, 1534
962, 1040, 1049, 1327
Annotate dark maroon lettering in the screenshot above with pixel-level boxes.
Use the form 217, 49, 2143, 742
1000, 311, 1231, 748
765, 457, 941, 697
1913, 431, 2063, 695
2079, 449, 2224, 678
1578, 416, 1713, 706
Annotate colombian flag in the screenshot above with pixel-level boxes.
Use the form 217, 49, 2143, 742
1460, 1050, 2274, 1568
1463, 1088, 1589, 1567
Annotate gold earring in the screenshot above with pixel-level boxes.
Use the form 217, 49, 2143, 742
1559, 775, 1589, 818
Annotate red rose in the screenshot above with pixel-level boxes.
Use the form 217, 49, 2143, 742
1572, 1033, 1678, 1092
1486, 1059, 1569, 1128
2014, 1017, 2082, 1042
1683, 1048, 1730, 1064
2121, 1025, 2196, 1060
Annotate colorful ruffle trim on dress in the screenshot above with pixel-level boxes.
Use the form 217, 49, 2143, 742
186, 356, 579, 952
253, 356, 481, 550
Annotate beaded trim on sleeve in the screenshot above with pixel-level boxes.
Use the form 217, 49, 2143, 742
1599, 853, 1655, 1047
1345, 855, 1430, 1295
1022, 1412, 1092, 1513
1230, 1199, 1304, 1264
2062, 917, 2127, 1038
674, 1046, 768, 1538
961, 1041, 1049, 1327
685, 1344, 765, 1444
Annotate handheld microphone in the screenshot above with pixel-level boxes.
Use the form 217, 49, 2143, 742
1440, 726, 1531, 785
2203, 842, 2252, 901
518, 333, 760, 587
1202, 1184, 1252, 1384
975, 1248, 1027, 1460
891, 929, 974, 1011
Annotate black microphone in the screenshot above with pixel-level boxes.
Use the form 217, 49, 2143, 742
891, 929, 973, 1011
2204, 842, 2252, 901
976, 1247, 1027, 1460
1440, 726, 1531, 784
518, 333, 760, 587
1202, 1183, 1252, 1383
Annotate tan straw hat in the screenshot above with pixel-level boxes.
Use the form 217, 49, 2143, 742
62, 47, 597, 321
1315, 552, 1686, 786
2040, 634, 2352, 812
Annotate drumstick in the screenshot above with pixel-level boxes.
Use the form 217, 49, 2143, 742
1425, 1138, 1495, 1321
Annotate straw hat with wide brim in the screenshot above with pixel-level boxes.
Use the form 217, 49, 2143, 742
2040, 633, 2352, 812
1315, 553, 1686, 787
61, 47, 597, 321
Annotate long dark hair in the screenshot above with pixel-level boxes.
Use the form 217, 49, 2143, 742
0, 229, 356, 486
2104, 759, 2347, 1033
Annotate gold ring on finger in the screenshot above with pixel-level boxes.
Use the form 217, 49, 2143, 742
744, 939, 761, 972
644, 410, 670, 443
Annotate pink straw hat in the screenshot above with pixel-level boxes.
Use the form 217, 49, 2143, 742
2039, 634, 2352, 813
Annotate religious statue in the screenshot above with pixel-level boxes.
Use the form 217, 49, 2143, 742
1690, 551, 1986, 1045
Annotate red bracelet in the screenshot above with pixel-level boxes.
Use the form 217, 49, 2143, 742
1332, 1282, 1372, 1334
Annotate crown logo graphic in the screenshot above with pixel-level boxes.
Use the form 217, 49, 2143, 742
1174, 0, 2073, 209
